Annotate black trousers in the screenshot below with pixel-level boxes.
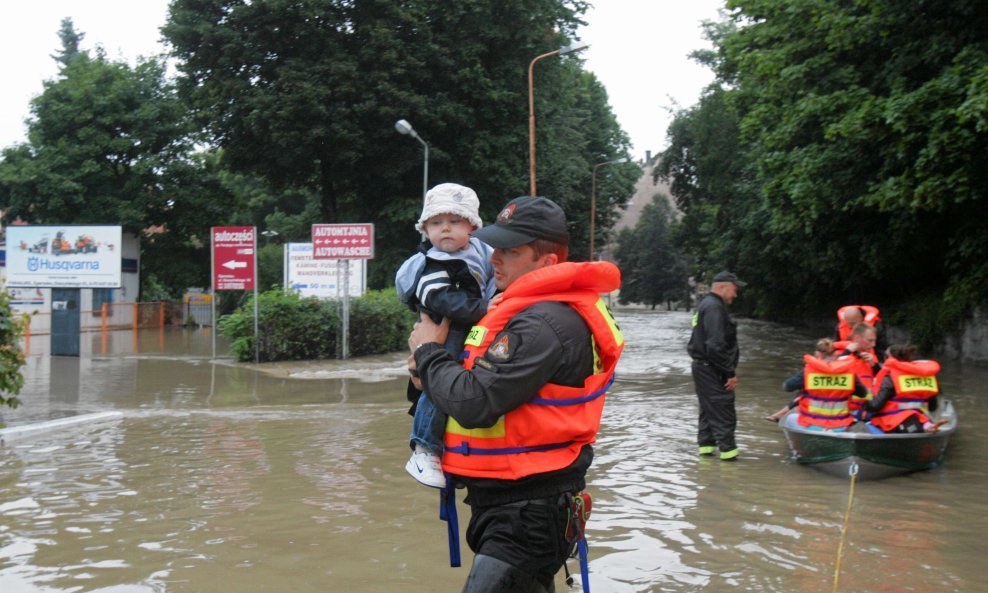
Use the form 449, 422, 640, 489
465, 496, 570, 590
691, 360, 737, 451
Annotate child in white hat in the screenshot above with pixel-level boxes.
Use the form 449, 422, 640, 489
395, 183, 495, 487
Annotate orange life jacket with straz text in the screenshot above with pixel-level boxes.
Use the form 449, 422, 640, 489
832, 339, 878, 410
868, 356, 940, 432
797, 355, 857, 429
441, 261, 625, 481
836, 305, 882, 341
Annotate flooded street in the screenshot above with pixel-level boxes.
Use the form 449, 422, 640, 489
1, 313, 986, 592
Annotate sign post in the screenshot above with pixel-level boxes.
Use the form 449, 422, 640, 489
211, 226, 257, 361
311, 224, 374, 359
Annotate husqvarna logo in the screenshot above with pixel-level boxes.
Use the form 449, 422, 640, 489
27, 257, 39, 272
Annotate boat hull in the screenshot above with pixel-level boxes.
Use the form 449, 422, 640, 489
781, 400, 956, 479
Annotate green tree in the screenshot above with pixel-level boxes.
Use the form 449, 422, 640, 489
163, 0, 634, 286
615, 194, 689, 309
0, 23, 242, 299
52, 17, 84, 67
660, 0, 988, 326
0, 291, 26, 410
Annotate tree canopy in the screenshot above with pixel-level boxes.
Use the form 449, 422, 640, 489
163, 0, 635, 284
659, 0, 988, 337
2, 5, 637, 299
614, 193, 690, 309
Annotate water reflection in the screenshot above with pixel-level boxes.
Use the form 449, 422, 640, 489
1, 317, 986, 592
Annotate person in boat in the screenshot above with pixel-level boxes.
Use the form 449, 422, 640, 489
861, 343, 945, 433
407, 196, 625, 593
834, 305, 889, 361
764, 338, 870, 425
395, 183, 495, 488
833, 323, 882, 411
688, 271, 746, 461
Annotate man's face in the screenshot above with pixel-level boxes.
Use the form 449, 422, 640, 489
854, 329, 877, 350
490, 244, 555, 290
424, 213, 474, 254
712, 282, 738, 304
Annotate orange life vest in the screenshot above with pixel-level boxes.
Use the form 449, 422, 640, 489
868, 356, 940, 432
836, 305, 882, 341
797, 355, 856, 428
442, 261, 625, 480
832, 339, 877, 410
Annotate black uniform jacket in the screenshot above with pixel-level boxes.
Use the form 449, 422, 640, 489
687, 292, 739, 380
414, 300, 595, 506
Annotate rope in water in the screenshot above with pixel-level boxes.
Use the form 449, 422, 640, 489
832, 461, 859, 593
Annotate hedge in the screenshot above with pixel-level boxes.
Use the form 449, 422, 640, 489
218, 287, 416, 362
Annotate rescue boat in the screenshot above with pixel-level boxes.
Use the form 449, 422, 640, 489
779, 399, 957, 479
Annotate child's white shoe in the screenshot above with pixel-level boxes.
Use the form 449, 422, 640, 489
405, 448, 445, 488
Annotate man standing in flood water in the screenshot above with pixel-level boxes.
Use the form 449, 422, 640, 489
407, 196, 624, 592
688, 271, 746, 461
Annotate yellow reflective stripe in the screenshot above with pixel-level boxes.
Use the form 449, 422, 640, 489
806, 402, 847, 415
896, 374, 938, 392
446, 414, 505, 438
595, 298, 624, 346
464, 325, 487, 347
591, 335, 602, 373
806, 373, 853, 390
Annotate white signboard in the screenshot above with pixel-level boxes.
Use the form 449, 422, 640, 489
284, 242, 366, 299
5, 225, 122, 288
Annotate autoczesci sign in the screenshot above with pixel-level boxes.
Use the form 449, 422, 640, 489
212, 226, 256, 291
5, 225, 122, 288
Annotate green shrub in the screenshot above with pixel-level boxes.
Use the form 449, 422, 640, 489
349, 289, 416, 356
219, 287, 414, 362
889, 288, 972, 354
0, 291, 26, 409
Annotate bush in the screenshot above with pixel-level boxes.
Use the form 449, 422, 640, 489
0, 291, 26, 409
218, 287, 415, 362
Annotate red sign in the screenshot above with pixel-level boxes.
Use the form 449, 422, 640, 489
212, 226, 256, 290
311, 223, 375, 259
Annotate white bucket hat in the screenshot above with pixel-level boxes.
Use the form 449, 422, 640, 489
415, 183, 483, 233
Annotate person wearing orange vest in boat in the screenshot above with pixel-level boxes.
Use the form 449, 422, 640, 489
834, 305, 889, 361
795, 351, 871, 431
862, 344, 946, 433
407, 196, 625, 593
764, 338, 869, 424
833, 323, 882, 411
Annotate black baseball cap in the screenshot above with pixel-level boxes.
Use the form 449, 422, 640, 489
712, 271, 747, 288
471, 196, 569, 248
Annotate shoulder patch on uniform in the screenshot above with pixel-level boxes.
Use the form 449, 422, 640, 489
487, 333, 514, 361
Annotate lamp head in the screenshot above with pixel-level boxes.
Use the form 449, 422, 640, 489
558, 40, 589, 55
394, 119, 415, 136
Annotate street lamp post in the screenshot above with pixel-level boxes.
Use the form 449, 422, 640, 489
395, 119, 429, 208
590, 157, 629, 261
528, 40, 589, 196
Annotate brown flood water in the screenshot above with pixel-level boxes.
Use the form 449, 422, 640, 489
1, 312, 986, 592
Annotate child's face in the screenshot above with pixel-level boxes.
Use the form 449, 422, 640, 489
424, 213, 475, 253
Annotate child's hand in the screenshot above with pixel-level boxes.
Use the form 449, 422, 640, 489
487, 294, 503, 312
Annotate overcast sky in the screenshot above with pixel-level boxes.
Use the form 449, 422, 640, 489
0, 1, 723, 159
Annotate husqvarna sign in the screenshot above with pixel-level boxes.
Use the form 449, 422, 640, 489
5, 225, 122, 288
